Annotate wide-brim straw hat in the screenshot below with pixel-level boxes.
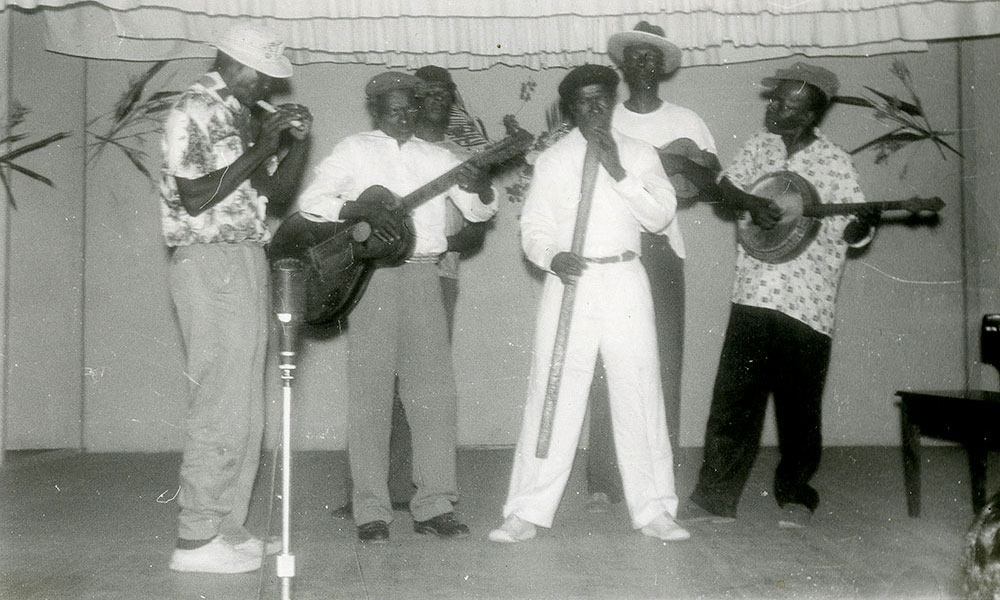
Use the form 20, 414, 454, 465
607, 21, 682, 75
212, 23, 293, 79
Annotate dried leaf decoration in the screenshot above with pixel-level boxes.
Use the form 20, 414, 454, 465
1, 100, 72, 208
86, 61, 180, 182
503, 80, 571, 204
835, 59, 960, 166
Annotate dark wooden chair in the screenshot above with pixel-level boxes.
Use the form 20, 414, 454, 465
896, 314, 1000, 517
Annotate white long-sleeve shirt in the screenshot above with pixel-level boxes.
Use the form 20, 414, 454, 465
520, 128, 676, 272
298, 129, 498, 257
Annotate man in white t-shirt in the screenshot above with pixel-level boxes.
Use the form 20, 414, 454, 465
583, 21, 723, 513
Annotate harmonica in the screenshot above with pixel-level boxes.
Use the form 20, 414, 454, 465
256, 100, 305, 130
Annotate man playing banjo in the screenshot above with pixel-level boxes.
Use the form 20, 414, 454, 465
674, 63, 879, 528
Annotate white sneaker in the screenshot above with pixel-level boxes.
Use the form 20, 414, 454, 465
231, 535, 281, 556
169, 537, 262, 574
488, 514, 537, 543
641, 514, 691, 542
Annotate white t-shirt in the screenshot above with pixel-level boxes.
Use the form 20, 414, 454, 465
611, 101, 717, 259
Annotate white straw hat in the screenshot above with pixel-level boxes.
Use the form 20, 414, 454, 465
607, 21, 682, 75
212, 23, 293, 79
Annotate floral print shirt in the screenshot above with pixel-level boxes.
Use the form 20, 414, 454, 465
723, 129, 865, 337
159, 71, 273, 247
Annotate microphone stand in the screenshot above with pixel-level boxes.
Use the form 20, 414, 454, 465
272, 259, 306, 600
275, 316, 296, 600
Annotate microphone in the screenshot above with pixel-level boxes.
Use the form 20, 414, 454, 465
272, 258, 307, 369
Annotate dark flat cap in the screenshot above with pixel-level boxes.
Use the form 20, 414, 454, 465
414, 65, 454, 87
558, 64, 619, 101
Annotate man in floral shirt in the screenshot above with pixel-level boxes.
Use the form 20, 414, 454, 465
677, 63, 878, 528
160, 23, 312, 574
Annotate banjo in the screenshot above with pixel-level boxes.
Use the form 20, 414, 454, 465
736, 171, 944, 264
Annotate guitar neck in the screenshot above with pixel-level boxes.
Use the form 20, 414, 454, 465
398, 161, 470, 213
397, 132, 530, 213
804, 199, 913, 218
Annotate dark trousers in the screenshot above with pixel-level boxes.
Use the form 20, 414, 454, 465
690, 303, 831, 517
586, 233, 683, 502
345, 276, 459, 507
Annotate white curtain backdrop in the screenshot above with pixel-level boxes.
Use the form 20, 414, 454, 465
1, 0, 998, 68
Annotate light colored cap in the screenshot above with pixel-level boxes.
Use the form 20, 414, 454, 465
761, 62, 840, 100
212, 23, 293, 79
365, 72, 421, 98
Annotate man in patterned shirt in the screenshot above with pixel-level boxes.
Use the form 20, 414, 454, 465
676, 63, 878, 528
160, 23, 313, 573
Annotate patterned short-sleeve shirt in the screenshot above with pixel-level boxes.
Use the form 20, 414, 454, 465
159, 71, 272, 247
723, 129, 865, 337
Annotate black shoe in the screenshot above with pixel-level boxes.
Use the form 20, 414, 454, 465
334, 501, 410, 520
413, 512, 470, 538
676, 502, 735, 524
357, 520, 390, 543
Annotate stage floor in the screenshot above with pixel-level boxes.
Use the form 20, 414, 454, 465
1, 446, 992, 599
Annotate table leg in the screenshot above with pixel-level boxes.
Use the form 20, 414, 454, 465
967, 439, 988, 514
899, 401, 921, 517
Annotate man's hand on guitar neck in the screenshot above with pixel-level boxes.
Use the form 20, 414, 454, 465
456, 163, 495, 204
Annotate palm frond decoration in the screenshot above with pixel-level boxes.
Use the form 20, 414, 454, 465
1, 100, 72, 208
834, 59, 960, 165
86, 61, 180, 181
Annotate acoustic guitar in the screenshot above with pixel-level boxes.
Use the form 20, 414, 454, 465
736, 170, 944, 264
268, 129, 533, 327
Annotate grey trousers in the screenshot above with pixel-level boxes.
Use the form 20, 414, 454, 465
169, 243, 269, 541
348, 262, 459, 525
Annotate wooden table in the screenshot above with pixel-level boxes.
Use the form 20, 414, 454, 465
896, 389, 1000, 517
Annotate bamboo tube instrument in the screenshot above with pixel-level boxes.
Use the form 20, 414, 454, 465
535, 142, 601, 459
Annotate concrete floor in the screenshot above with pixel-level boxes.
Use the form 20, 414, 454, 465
0, 446, 991, 599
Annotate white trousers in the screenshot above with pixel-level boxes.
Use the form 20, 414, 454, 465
502, 259, 678, 529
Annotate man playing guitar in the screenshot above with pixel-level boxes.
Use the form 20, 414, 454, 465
297, 72, 497, 542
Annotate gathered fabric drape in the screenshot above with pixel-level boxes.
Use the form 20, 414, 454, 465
2, 0, 999, 69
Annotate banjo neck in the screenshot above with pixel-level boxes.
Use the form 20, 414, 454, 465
802, 197, 940, 218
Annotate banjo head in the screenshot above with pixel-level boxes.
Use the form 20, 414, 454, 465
737, 171, 822, 264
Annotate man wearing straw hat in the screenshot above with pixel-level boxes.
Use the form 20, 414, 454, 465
489, 64, 687, 543
160, 22, 312, 573
583, 21, 782, 515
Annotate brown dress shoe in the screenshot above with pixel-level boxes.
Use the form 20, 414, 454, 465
413, 512, 469, 538
357, 520, 390, 543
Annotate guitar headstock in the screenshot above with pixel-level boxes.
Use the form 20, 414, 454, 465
472, 127, 535, 167
903, 196, 945, 214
